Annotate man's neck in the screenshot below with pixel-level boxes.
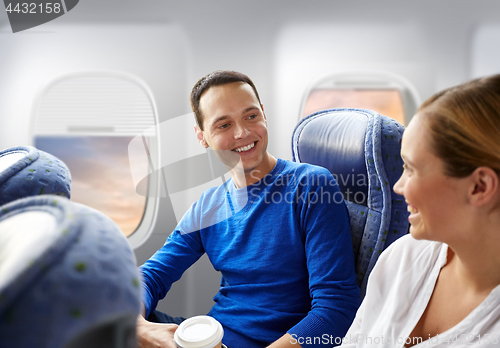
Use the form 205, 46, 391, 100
231, 153, 278, 189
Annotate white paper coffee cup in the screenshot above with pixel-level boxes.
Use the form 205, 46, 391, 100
174, 315, 224, 348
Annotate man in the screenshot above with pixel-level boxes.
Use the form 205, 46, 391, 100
137, 71, 360, 348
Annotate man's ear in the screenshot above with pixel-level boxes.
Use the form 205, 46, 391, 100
261, 103, 267, 122
194, 124, 209, 148
469, 166, 499, 207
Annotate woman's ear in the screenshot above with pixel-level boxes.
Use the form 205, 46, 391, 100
194, 124, 209, 148
469, 167, 499, 207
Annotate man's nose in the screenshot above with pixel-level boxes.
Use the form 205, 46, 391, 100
234, 122, 250, 139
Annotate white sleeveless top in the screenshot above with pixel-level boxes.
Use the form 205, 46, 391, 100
341, 235, 500, 348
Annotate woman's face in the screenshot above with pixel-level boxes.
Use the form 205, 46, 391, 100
394, 115, 471, 242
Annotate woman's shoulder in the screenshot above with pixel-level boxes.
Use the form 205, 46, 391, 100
371, 235, 445, 280
364, 235, 446, 303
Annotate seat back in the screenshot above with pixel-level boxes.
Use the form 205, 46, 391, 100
0, 195, 141, 348
292, 108, 409, 297
0, 145, 71, 206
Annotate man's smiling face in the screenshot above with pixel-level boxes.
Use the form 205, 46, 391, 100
196, 81, 273, 180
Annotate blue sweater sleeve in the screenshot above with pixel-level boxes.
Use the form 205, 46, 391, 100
139, 222, 205, 318
140, 186, 227, 318
287, 168, 360, 347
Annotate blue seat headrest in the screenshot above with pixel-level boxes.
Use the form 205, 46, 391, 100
293, 109, 369, 206
0, 145, 71, 206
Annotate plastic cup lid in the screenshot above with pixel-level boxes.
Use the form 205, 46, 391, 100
174, 315, 224, 348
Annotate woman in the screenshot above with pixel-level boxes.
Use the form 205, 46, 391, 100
341, 74, 500, 347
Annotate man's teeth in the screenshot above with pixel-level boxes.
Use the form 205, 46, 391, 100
408, 205, 419, 214
235, 143, 255, 152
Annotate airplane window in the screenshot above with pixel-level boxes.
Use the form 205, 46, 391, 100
301, 89, 405, 125
32, 72, 159, 241
34, 136, 147, 237
300, 71, 420, 126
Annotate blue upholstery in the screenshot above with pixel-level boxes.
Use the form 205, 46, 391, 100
292, 108, 409, 298
0, 195, 141, 348
0, 145, 71, 206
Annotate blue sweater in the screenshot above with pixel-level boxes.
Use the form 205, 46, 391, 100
140, 159, 360, 347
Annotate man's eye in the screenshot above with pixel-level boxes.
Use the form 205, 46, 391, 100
248, 114, 257, 120
219, 123, 229, 129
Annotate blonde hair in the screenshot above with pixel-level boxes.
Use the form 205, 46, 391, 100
418, 74, 500, 177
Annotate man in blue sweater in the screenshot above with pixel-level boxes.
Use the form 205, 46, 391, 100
137, 71, 360, 348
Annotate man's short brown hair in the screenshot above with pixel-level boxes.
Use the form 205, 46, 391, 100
190, 70, 262, 130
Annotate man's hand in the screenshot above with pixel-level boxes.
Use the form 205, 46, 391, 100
136, 315, 178, 348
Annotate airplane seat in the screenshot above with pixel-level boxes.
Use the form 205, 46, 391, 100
0, 195, 142, 348
291, 108, 409, 298
0, 145, 71, 206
